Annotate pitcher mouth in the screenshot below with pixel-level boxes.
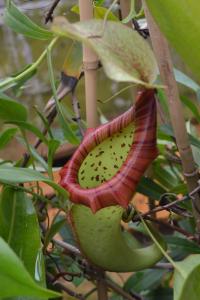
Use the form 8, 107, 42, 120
59, 89, 158, 213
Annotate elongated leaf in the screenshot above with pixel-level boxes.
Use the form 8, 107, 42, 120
7, 121, 48, 145
0, 95, 27, 122
124, 269, 166, 293
181, 96, 200, 123
165, 236, 200, 255
52, 18, 158, 86
4, 1, 53, 40
174, 254, 200, 300
47, 48, 80, 145
137, 177, 166, 199
174, 69, 200, 99
47, 139, 60, 177
29, 145, 48, 171
160, 123, 200, 150
0, 166, 68, 198
0, 237, 60, 298
146, 0, 200, 80
43, 217, 66, 250
0, 128, 18, 149
0, 186, 45, 283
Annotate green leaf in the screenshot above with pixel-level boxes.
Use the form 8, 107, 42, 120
160, 123, 200, 150
146, 0, 200, 80
62, 41, 83, 78
52, 18, 158, 87
153, 161, 179, 190
4, 1, 53, 40
0, 166, 68, 198
43, 217, 66, 250
47, 139, 60, 177
124, 269, 166, 293
174, 69, 200, 100
174, 254, 200, 300
147, 287, 173, 300
0, 94, 27, 122
181, 96, 200, 123
165, 236, 200, 255
0, 128, 18, 150
47, 48, 80, 145
0, 237, 60, 298
71, 5, 118, 21
7, 121, 48, 145
29, 145, 49, 172
0, 186, 45, 283
94, 0, 105, 6
137, 177, 166, 199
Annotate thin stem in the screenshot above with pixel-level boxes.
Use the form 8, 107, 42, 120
53, 239, 81, 256
45, 0, 61, 24
134, 190, 194, 219
106, 278, 138, 300
99, 83, 135, 103
47, 272, 85, 300
139, 215, 185, 277
144, 3, 200, 233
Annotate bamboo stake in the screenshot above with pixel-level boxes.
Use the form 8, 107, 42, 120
79, 1, 106, 298
79, 0, 99, 127
143, 3, 200, 232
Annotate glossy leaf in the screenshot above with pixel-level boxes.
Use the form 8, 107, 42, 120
0, 94, 27, 122
52, 18, 158, 87
4, 1, 53, 40
0, 186, 44, 282
146, 0, 200, 79
124, 269, 166, 293
0, 166, 68, 198
0, 237, 60, 298
174, 254, 200, 300
165, 236, 200, 255
0, 128, 18, 150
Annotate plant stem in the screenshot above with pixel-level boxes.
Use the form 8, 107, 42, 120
144, 3, 200, 233
79, 0, 99, 127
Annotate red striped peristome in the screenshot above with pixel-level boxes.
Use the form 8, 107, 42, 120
59, 89, 158, 213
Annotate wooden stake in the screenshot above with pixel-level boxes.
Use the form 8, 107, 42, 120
79, 0, 99, 127
144, 3, 200, 232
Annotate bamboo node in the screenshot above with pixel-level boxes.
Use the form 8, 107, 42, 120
184, 169, 199, 177
83, 61, 99, 71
